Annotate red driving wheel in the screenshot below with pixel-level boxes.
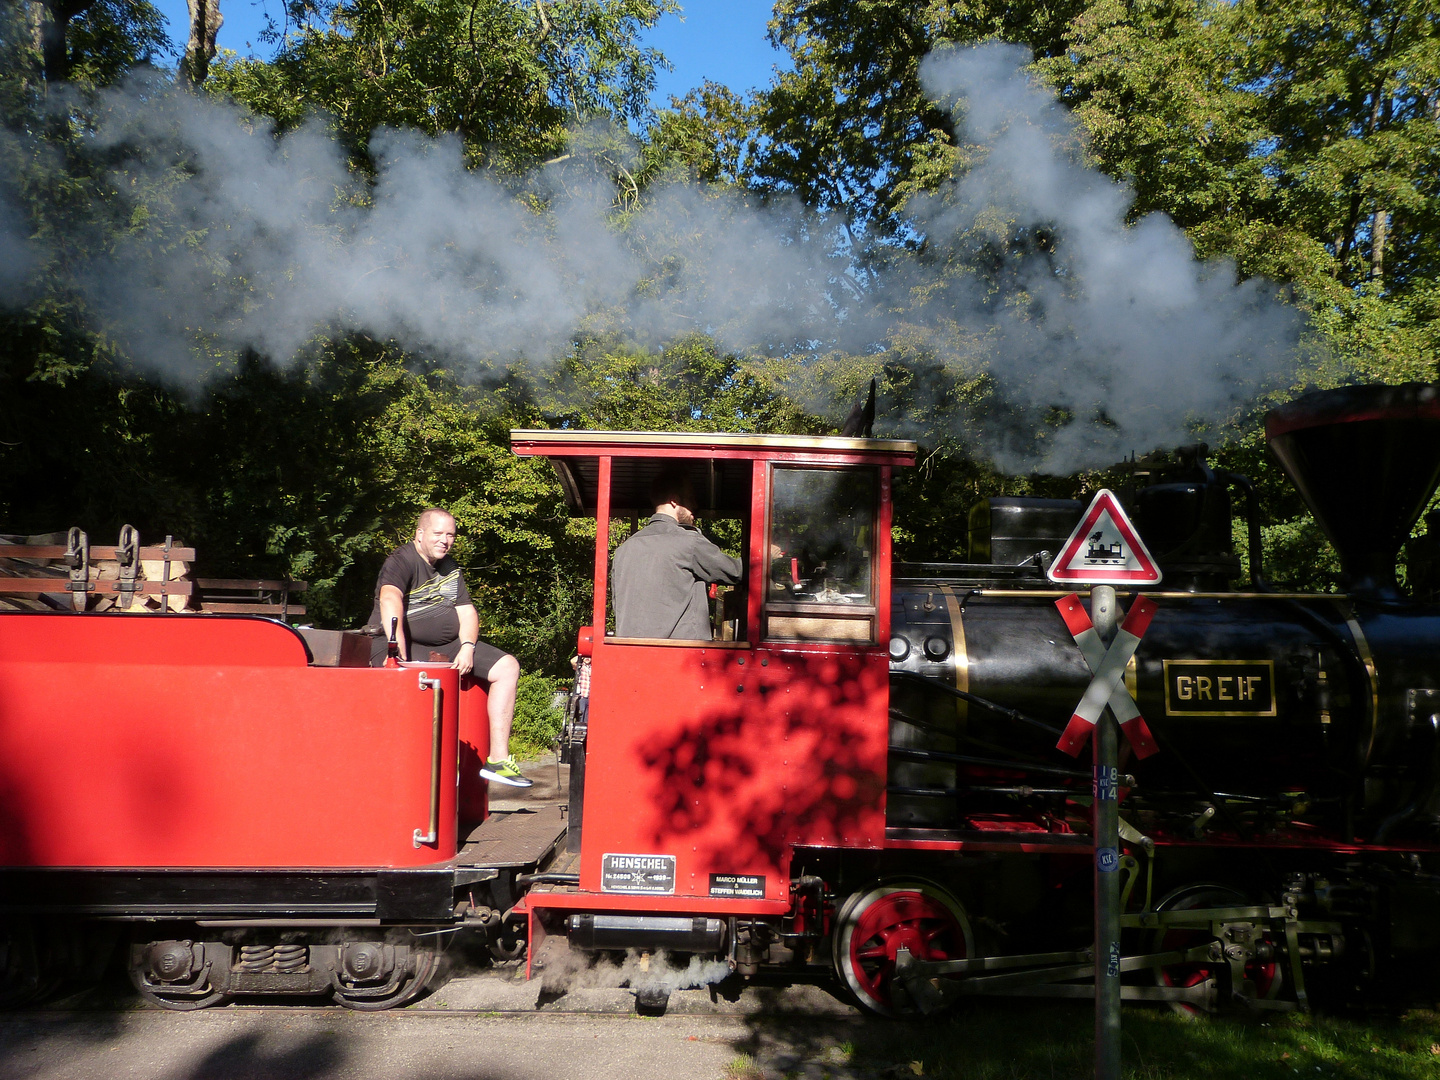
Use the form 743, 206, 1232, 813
832, 880, 973, 1017
1151, 884, 1281, 1015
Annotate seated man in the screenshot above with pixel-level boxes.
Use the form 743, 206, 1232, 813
612, 468, 744, 639
368, 507, 532, 788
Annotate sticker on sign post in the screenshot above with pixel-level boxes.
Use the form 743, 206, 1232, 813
1048, 489, 1162, 586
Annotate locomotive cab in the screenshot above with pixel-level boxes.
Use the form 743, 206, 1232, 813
509, 431, 918, 964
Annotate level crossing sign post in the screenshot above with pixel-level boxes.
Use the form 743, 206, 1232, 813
1047, 491, 1162, 1080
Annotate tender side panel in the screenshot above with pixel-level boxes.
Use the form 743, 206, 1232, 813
0, 614, 459, 868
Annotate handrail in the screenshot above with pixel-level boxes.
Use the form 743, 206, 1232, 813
413, 674, 443, 848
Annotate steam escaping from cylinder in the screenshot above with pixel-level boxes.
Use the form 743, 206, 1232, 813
0, 45, 1303, 472
533, 942, 733, 999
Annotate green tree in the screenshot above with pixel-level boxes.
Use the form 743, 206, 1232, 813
704, 0, 1440, 585
210, 0, 678, 169
1230, 0, 1440, 379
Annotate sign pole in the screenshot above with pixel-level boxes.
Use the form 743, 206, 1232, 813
1090, 586, 1122, 1080
1047, 488, 1160, 1080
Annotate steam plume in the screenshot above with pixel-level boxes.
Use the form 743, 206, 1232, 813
902, 45, 1300, 470
1, 45, 1303, 472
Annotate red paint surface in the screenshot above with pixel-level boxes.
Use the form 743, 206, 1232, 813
0, 614, 459, 868
456, 676, 490, 832
579, 641, 890, 901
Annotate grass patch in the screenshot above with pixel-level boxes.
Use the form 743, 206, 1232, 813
724, 1053, 767, 1080
838, 1003, 1440, 1080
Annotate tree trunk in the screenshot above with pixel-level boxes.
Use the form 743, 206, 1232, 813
1371, 209, 1388, 280
36, 0, 97, 82
179, 0, 224, 87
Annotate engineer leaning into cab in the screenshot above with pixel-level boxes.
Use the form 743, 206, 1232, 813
612, 467, 743, 639
367, 507, 533, 788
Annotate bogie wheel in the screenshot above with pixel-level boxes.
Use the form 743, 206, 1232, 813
1148, 883, 1282, 1016
127, 937, 231, 1011
332, 942, 440, 1012
832, 879, 974, 1018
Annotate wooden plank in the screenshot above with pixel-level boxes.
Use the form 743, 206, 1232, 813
0, 545, 197, 561
198, 602, 306, 615
194, 579, 308, 593
0, 579, 195, 596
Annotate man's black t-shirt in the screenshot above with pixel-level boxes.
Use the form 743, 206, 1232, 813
367, 543, 473, 650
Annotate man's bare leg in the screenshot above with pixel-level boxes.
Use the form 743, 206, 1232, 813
483, 653, 521, 762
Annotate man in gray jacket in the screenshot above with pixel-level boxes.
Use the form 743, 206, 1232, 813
612, 468, 744, 639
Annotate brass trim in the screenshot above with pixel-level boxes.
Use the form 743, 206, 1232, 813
941, 586, 969, 726
1162, 659, 1277, 717
767, 615, 875, 642
1334, 602, 1380, 764
605, 637, 752, 649
511, 429, 918, 455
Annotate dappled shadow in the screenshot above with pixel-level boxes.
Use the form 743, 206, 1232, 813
170, 1027, 349, 1080
635, 650, 888, 875
717, 997, 1440, 1080
0, 1009, 130, 1080
0, 1018, 348, 1080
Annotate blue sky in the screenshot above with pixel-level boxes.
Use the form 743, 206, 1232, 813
147, 0, 789, 109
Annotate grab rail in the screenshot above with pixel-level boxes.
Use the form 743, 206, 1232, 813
413, 674, 443, 848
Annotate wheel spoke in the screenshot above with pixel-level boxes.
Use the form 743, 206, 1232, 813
834, 882, 970, 1018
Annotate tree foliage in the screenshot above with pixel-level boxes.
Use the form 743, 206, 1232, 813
210, 0, 677, 169
3, 0, 1440, 677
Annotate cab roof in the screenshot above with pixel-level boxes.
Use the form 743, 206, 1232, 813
510, 429, 918, 517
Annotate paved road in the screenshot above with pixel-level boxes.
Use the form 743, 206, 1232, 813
0, 962, 875, 1080
0, 1009, 770, 1080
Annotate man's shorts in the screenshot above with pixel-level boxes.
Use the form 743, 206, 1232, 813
370, 634, 509, 676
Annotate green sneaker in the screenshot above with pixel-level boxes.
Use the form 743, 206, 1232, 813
480, 756, 534, 788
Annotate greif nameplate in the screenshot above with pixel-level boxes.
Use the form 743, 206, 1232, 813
1163, 660, 1276, 716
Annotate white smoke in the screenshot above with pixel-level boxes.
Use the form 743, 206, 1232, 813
902, 45, 1300, 470
533, 941, 732, 997
64, 80, 844, 382
4, 45, 1302, 471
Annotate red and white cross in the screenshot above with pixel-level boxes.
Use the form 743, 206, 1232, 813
1054, 593, 1160, 759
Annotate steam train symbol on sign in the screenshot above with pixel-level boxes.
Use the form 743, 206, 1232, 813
1086, 532, 1125, 562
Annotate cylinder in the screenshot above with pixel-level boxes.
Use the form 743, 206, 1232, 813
565, 914, 727, 952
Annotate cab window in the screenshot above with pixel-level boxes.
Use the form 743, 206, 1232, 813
764, 467, 877, 643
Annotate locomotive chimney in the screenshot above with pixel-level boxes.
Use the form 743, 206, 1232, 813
1265, 383, 1440, 599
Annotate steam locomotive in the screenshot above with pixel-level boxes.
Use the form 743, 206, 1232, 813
1, 383, 1437, 1018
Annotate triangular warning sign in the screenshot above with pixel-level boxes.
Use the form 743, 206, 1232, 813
1047, 489, 1163, 585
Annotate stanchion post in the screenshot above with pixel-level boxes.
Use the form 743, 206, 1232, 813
1089, 586, 1122, 1080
